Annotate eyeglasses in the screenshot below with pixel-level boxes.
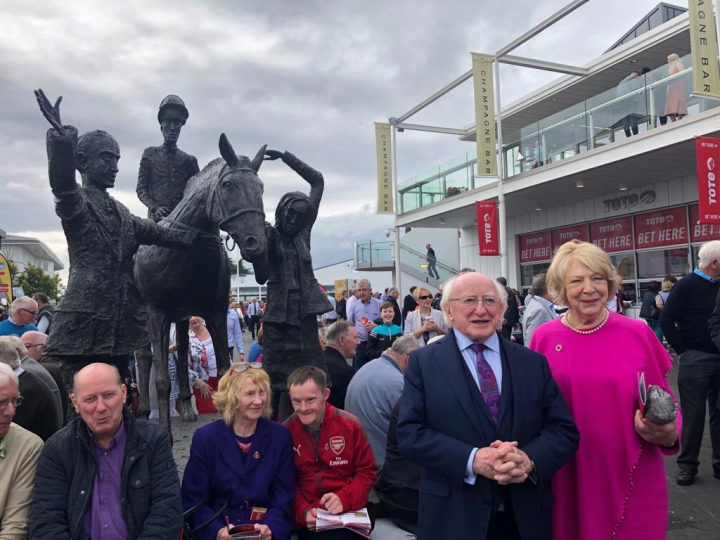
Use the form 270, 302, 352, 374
24, 343, 46, 350
418, 295, 433, 300
230, 362, 263, 374
20, 308, 39, 316
0, 396, 24, 411
448, 296, 500, 308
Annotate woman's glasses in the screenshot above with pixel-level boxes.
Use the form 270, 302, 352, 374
418, 295, 433, 300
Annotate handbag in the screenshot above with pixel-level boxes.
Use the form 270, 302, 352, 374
638, 373, 677, 425
180, 495, 228, 540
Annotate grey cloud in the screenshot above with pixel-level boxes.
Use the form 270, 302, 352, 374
0, 0, 686, 274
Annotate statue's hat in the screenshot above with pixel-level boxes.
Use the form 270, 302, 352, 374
158, 95, 189, 122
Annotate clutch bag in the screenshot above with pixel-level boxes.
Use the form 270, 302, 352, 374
638, 372, 677, 425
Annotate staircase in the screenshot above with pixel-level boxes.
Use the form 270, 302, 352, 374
354, 241, 460, 288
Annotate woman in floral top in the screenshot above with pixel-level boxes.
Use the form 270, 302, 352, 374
188, 316, 218, 414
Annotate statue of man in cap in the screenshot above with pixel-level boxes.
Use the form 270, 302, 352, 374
33, 89, 199, 401
136, 95, 200, 222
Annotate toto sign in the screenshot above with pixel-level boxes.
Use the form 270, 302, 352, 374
603, 190, 656, 212
696, 137, 720, 224
476, 201, 499, 256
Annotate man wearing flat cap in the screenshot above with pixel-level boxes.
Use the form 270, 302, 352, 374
137, 95, 200, 222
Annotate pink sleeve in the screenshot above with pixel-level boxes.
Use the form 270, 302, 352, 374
640, 324, 682, 455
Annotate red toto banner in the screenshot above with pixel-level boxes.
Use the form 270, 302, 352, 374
551, 224, 588, 254
696, 137, 720, 224
634, 207, 688, 248
518, 231, 551, 263
689, 203, 720, 242
476, 201, 499, 256
589, 216, 633, 253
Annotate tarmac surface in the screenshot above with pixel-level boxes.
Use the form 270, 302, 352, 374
169, 330, 720, 538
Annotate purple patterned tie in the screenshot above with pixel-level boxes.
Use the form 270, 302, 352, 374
470, 343, 500, 423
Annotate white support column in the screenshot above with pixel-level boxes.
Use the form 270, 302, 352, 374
493, 58, 509, 280
391, 124, 402, 293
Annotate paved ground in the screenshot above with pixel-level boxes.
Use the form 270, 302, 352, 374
170, 331, 720, 538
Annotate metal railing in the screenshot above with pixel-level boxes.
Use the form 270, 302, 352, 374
355, 241, 460, 282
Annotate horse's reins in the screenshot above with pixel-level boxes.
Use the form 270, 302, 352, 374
161, 165, 265, 248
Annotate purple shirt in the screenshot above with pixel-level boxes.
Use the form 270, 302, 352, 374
83, 420, 129, 540
348, 296, 381, 341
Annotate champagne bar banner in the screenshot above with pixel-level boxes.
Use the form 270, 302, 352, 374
472, 53, 498, 178
374, 122, 394, 214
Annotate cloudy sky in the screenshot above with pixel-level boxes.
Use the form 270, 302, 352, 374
0, 0, 688, 279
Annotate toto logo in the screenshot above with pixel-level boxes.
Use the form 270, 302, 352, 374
603, 190, 656, 212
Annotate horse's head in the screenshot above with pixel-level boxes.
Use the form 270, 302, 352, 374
208, 134, 267, 261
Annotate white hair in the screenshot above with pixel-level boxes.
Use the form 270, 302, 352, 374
440, 274, 508, 328
356, 278, 371, 289
699, 240, 720, 266
6, 336, 27, 356
0, 362, 19, 390
9, 296, 36, 317
0, 337, 22, 370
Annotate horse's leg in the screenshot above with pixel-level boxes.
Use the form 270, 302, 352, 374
135, 343, 153, 419
175, 319, 196, 423
147, 307, 173, 441
205, 310, 230, 377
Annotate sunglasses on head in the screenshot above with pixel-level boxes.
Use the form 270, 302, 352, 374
418, 295, 433, 300
230, 362, 263, 374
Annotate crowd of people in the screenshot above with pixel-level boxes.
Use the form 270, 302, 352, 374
7, 240, 720, 539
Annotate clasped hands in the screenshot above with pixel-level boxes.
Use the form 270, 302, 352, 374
473, 441, 532, 485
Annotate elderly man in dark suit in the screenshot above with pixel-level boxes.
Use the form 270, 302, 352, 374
397, 272, 579, 540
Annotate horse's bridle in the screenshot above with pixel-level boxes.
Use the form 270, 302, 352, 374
207, 166, 266, 229
161, 166, 265, 248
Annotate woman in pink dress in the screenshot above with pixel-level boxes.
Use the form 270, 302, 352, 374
530, 240, 681, 540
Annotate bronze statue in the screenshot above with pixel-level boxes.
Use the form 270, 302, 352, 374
33, 89, 199, 402
253, 150, 332, 420
136, 95, 200, 222
134, 135, 268, 436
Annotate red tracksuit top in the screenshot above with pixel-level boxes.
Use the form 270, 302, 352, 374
283, 402, 378, 527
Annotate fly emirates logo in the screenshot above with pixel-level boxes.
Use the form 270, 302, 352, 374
329, 457, 349, 466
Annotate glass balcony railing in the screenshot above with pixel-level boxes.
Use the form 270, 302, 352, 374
355, 241, 460, 282
398, 53, 718, 214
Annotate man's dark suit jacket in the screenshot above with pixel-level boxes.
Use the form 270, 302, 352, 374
324, 345, 354, 410
397, 330, 579, 540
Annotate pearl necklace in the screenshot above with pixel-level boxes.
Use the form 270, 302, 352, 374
562, 309, 609, 335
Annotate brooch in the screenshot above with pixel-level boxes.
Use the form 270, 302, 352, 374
555, 344, 563, 352
253, 451, 260, 459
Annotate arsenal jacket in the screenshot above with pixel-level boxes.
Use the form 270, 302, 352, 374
283, 402, 377, 527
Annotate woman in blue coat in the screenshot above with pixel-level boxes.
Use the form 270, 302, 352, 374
182, 362, 295, 540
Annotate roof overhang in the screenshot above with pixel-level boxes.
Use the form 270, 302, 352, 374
3, 235, 65, 270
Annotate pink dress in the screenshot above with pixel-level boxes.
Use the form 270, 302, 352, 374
530, 313, 682, 540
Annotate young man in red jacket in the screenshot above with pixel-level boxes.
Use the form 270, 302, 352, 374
284, 366, 377, 539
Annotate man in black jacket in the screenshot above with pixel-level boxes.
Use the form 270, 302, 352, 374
323, 321, 358, 410
31, 363, 182, 539
401, 286, 418, 327
497, 277, 519, 340
668, 240, 720, 486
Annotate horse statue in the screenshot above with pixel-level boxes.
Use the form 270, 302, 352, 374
134, 133, 268, 436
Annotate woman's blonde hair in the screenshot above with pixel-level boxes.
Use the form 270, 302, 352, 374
546, 240, 621, 306
667, 53, 680, 63
413, 287, 432, 301
213, 362, 273, 424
